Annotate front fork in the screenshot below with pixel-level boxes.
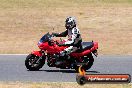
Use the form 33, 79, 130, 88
31, 50, 46, 62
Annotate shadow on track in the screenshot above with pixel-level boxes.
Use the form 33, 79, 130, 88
33, 69, 100, 73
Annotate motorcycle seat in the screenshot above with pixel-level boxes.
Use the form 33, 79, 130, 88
75, 42, 94, 53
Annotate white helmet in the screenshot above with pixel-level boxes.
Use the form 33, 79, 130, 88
65, 16, 76, 29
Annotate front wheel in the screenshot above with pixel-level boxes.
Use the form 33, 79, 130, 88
25, 54, 45, 71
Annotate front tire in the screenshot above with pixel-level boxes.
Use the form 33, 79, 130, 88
25, 54, 45, 71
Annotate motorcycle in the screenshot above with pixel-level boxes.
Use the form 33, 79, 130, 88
25, 32, 98, 71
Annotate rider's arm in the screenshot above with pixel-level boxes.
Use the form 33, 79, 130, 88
52, 30, 68, 37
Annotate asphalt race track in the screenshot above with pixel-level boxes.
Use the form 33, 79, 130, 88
0, 55, 132, 82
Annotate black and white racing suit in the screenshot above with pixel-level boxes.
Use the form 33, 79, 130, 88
53, 27, 82, 56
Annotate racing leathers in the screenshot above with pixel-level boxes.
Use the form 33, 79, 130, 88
53, 27, 82, 56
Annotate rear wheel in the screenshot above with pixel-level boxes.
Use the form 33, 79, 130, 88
82, 53, 94, 71
75, 53, 94, 72
25, 54, 45, 71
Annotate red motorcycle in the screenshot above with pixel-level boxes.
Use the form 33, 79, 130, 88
25, 32, 98, 71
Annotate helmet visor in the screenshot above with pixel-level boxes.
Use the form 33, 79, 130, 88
65, 22, 73, 29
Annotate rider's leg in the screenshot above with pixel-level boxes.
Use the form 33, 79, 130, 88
60, 46, 78, 56
55, 46, 78, 65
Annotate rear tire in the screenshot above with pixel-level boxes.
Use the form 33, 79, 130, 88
75, 66, 79, 72
75, 53, 94, 72
25, 54, 45, 71
83, 53, 94, 71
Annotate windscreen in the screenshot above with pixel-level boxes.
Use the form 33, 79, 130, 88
39, 32, 51, 43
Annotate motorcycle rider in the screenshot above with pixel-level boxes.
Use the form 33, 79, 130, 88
52, 17, 82, 62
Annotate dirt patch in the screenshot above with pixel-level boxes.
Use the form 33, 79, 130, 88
0, 82, 131, 88
0, 0, 132, 55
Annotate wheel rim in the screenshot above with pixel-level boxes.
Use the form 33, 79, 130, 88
81, 55, 94, 71
28, 56, 40, 67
